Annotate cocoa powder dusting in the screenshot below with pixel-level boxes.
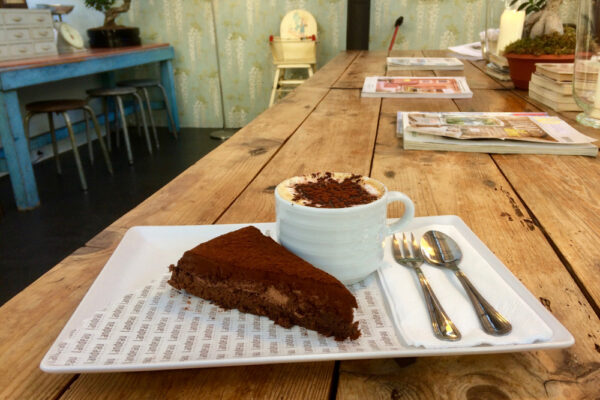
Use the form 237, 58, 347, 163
292, 172, 379, 208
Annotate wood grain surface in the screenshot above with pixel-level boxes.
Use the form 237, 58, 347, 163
0, 44, 169, 71
464, 55, 600, 314
219, 88, 381, 224
1, 50, 599, 400
0, 246, 113, 400
333, 50, 388, 88
458, 89, 600, 315
336, 96, 600, 400
0, 51, 358, 400
422, 49, 504, 90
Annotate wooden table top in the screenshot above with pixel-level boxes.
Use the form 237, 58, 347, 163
1, 50, 599, 399
0, 43, 169, 71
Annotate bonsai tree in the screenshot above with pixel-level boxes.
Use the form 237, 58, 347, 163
510, 0, 564, 37
84, 0, 132, 28
505, 0, 575, 55
84, 0, 140, 48
503, 0, 574, 89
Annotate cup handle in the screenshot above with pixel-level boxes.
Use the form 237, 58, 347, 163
384, 191, 415, 236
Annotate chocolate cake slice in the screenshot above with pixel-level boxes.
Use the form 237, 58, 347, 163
168, 226, 360, 340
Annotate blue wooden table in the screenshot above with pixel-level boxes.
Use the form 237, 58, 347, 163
0, 44, 180, 210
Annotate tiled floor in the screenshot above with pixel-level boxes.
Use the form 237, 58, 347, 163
0, 127, 227, 306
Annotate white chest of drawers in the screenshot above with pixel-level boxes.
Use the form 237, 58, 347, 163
0, 9, 57, 61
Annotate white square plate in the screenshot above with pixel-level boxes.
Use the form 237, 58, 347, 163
41, 216, 573, 373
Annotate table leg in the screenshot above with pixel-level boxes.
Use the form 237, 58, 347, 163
102, 71, 116, 88
102, 71, 116, 139
160, 59, 180, 133
0, 90, 40, 210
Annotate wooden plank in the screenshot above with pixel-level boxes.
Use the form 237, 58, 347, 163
106, 55, 359, 230
218, 88, 381, 224
106, 86, 326, 228
333, 50, 387, 89
0, 246, 113, 400
422, 49, 504, 90
455, 89, 600, 313
333, 49, 502, 90
494, 152, 600, 313
61, 363, 332, 400
62, 89, 380, 400
0, 52, 359, 400
337, 96, 600, 400
303, 51, 360, 88
469, 58, 515, 89
454, 88, 540, 113
85, 225, 129, 250
332, 49, 426, 89
3, 50, 600, 400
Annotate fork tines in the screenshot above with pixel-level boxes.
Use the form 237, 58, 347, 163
393, 232, 419, 259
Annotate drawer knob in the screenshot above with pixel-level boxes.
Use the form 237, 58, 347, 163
41, 46, 50, 50
19, 48, 27, 53
37, 17, 44, 22
14, 33, 23, 38
39, 31, 48, 36
12, 17, 22, 22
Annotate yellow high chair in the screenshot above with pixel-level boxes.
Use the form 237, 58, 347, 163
268, 9, 317, 107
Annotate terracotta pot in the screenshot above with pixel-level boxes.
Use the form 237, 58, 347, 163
505, 53, 574, 89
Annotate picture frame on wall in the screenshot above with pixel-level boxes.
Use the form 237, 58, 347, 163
0, 0, 28, 8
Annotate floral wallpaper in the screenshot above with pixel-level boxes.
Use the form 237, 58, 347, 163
121, 0, 346, 128
369, 0, 579, 51
24, 0, 581, 130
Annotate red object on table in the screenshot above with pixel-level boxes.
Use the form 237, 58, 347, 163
387, 16, 404, 57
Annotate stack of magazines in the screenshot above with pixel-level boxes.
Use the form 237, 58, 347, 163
386, 57, 464, 71
485, 54, 510, 81
362, 76, 473, 98
529, 64, 582, 111
396, 111, 598, 157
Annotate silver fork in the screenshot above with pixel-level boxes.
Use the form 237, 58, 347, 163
392, 233, 461, 341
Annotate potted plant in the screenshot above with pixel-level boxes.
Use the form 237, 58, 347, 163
504, 0, 575, 89
85, 0, 141, 48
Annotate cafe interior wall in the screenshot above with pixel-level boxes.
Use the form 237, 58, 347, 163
119, 0, 348, 129
368, 0, 579, 51
0, 0, 346, 160
1, 0, 581, 146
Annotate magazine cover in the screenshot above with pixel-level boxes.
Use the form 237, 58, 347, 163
396, 112, 598, 156
386, 57, 464, 70
362, 77, 473, 98
399, 112, 596, 144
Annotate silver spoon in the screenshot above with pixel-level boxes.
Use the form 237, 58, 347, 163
420, 230, 512, 336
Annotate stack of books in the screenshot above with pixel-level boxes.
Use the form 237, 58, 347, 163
529, 64, 581, 111
485, 53, 511, 81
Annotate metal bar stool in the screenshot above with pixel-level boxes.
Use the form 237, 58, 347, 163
117, 79, 178, 149
24, 99, 113, 191
87, 86, 152, 165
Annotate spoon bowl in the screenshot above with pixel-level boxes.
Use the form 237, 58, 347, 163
421, 230, 512, 336
421, 230, 462, 267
